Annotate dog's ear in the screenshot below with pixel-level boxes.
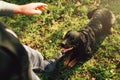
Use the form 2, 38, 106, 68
64, 30, 73, 38
87, 8, 98, 19
66, 30, 73, 34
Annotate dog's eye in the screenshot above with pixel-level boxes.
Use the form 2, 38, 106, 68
68, 36, 74, 40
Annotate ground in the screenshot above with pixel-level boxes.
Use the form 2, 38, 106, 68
1, 0, 120, 80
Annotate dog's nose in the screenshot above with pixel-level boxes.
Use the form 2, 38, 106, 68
60, 42, 66, 48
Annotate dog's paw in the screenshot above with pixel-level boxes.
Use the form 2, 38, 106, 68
67, 58, 77, 67
64, 53, 73, 66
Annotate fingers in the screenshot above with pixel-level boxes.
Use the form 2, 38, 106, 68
35, 3, 48, 11
26, 3, 48, 15
35, 2, 48, 7
33, 3, 48, 15
32, 10, 42, 15
36, 6, 47, 11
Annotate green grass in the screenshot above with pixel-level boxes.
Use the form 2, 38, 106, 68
1, 0, 120, 80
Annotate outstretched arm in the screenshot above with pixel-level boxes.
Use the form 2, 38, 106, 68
0, 1, 47, 16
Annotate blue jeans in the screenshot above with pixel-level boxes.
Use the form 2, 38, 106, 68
23, 45, 56, 80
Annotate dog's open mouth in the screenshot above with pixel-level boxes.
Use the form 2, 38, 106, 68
61, 47, 73, 53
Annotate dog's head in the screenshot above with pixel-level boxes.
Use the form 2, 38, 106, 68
60, 30, 84, 53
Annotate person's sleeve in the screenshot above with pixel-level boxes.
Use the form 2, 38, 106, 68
0, 1, 16, 16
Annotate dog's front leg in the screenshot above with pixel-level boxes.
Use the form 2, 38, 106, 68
64, 53, 73, 66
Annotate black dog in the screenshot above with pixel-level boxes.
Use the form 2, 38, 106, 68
60, 8, 116, 67
0, 22, 32, 80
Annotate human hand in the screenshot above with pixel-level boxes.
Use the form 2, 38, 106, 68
14, 3, 48, 16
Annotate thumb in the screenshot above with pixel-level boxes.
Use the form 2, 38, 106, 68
33, 10, 42, 15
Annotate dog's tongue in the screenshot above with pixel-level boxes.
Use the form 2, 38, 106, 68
61, 47, 73, 53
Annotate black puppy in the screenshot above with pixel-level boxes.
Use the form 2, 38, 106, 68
0, 22, 31, 80
60, 8, 116, 67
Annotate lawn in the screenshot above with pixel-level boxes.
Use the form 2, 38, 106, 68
1, 0, 120, 80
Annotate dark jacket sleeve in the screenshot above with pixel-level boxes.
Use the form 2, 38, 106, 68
0, 1, 16, 16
